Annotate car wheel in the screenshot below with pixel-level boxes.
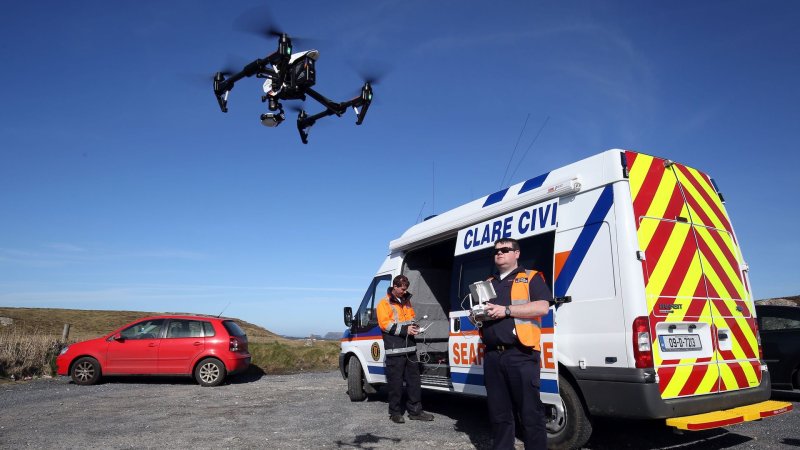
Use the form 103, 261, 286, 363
546, 376, 592, 450
71, 357, 101, 386
347, 356, 367, 401
195, 358, 226, 387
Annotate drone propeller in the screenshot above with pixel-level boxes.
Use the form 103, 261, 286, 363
233, 6, 319, 47
349, 59, 392, 86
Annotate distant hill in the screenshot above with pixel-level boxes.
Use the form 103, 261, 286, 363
756, 295, 800, 307
0, 307, 284, 343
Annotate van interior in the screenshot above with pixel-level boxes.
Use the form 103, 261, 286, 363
401, 232, 555, 381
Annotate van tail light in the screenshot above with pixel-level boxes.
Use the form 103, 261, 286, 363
633, 316, 653, 368
229, 337, 239, 352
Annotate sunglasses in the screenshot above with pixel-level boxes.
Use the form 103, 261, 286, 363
494, 247, 516, 255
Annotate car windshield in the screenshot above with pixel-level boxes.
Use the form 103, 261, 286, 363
222, 320, 246, 337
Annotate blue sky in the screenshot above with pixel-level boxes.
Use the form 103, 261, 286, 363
1, 1, 798, 336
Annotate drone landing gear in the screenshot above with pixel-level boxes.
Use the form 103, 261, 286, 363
296, 110, 310, 144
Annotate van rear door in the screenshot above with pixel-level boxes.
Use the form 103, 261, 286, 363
625, 151, 760, 400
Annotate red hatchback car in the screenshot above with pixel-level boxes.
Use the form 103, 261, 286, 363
56, 315, 251, 387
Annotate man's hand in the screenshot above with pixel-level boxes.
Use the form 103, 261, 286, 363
484, 303, 507, 320
408, 324, 420, 336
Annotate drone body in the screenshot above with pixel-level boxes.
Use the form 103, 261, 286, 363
213, 34, 373, 144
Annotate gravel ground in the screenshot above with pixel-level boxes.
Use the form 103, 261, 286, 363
0, 371, 797, 449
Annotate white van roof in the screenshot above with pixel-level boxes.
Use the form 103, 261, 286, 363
389, 149, 627, 252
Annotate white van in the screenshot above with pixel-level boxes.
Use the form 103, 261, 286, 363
340, 149, 792, 449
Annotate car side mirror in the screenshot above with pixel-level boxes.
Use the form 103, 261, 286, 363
112, 333, 124, 341
344, 307, 353, 327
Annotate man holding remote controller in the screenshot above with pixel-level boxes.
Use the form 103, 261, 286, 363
481, 238, 552, 450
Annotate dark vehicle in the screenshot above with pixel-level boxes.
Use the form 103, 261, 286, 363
56, 315, 251, 387
756, 304, 800, 391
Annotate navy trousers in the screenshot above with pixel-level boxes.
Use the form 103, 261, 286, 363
483, 346, 547, 450
384, 354, 423, 416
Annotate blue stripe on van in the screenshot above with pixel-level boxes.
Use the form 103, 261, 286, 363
451, 372, 559, 394
367, 365, 385, 375
541, 309, 554, 328
451, 371, 484, 386
554, 185, 614, 297
459, 316, 478, 332
519, 172, 549, 194
342, 326, 382, 340
482, 188, 509, 207
541, 378, 558, 394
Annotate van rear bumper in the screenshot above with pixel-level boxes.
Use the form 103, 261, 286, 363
569, 366, 772, 419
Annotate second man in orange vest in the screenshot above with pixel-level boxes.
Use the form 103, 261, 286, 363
376, 275, 434, 424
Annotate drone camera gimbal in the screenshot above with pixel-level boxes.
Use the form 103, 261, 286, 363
213, 33, 373, 143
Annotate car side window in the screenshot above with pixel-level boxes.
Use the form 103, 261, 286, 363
761, 315, 800, 331
120, 319, 165, 340
202, 321, 216, 337
167, 320, 205, 338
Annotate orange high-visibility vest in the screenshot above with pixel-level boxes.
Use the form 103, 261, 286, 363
506, 270, 543, 351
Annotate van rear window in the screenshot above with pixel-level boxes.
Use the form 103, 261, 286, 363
223, 320, 246, 337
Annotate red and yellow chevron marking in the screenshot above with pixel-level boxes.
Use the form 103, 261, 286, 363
672, 163, 733, 235
626, 151, 759, 399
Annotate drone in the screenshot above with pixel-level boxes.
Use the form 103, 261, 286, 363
213, 33, 373, 144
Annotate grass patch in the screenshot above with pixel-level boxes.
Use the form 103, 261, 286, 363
250, 341, 340, 374
0, 327, 64, 379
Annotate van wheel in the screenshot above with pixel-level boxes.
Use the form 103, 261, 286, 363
547, 376, 592, 450
347, 357, 367, 401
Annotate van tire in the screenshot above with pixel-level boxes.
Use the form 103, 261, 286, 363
347, 357, 367, 401
547, 377, 592, 450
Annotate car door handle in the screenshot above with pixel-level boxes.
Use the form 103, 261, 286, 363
193, 342, 202, 346
148, 343, 157, 347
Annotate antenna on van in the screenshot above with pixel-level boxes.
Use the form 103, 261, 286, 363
431, 161, 436, 216
507, 115, 549, 185
500, 113, 530, 188
217, 301, 231, 318
416, 201, 426, 223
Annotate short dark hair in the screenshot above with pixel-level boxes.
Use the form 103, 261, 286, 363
494, 238, 519, 251
393, 275, 410, 288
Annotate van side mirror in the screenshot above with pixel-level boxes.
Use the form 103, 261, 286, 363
344, 307, 353, 327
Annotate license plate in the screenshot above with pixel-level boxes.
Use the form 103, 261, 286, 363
659, 334, 702, 352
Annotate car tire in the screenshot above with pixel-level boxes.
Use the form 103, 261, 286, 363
547, 376, 592, 450
195, 358, 226, 387
347, 356, 367, 402
71, 357, 101, 386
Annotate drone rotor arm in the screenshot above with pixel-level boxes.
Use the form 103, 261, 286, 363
213, 49, 288, 113
304, 88, 346, 116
